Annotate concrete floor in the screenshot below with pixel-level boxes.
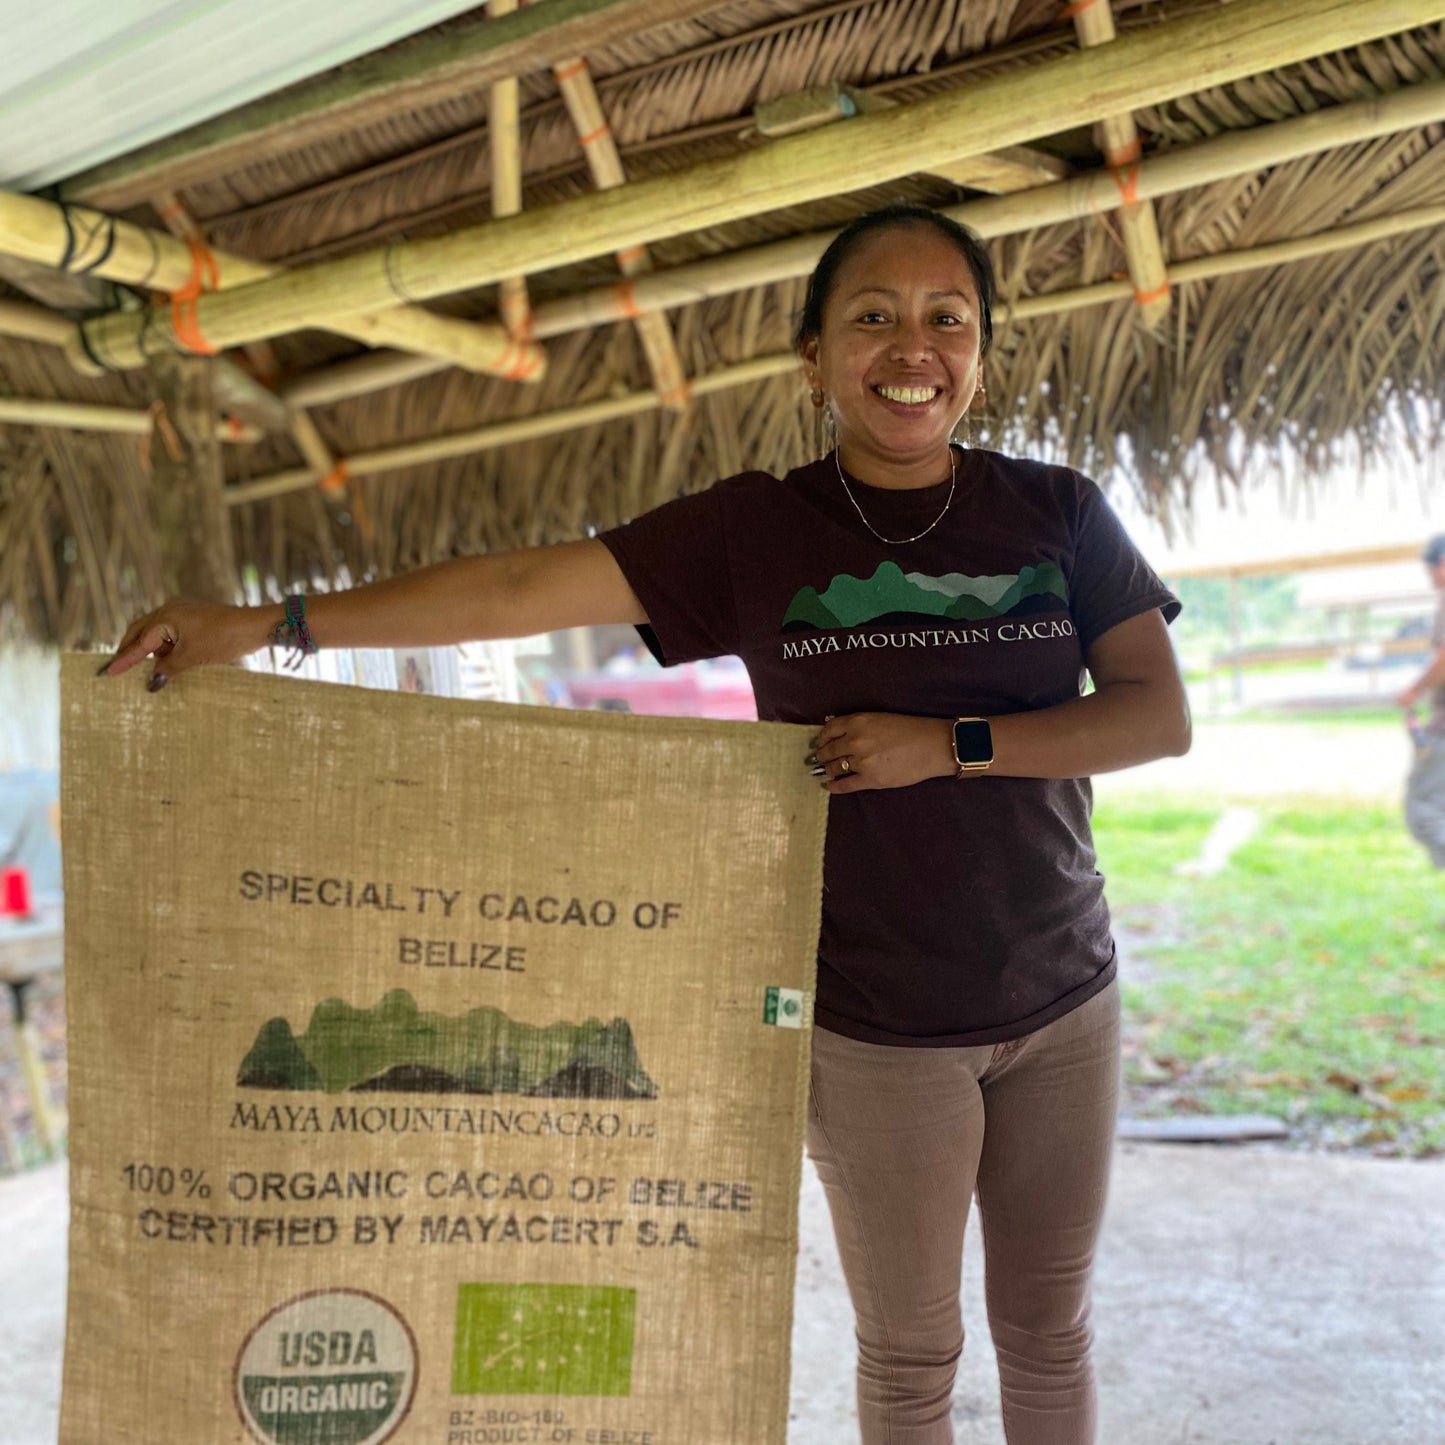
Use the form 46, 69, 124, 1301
2, 1145, 1441, 1445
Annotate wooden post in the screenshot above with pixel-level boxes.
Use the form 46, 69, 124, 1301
146, 353, 238, 602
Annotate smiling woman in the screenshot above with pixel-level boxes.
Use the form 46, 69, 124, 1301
103, 202, 1189, 1445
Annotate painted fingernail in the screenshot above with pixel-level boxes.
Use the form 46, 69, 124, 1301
805, 752, 818, 765
147, 673, 168, 693
95, 658, 112, 676
809, 766, 826, 778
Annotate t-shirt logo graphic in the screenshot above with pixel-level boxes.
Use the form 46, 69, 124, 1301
452, 1283, 636, 1396
782, 560, 1068, 631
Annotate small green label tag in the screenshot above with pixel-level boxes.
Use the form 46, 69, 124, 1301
452, 1283, 636, 1396
763, 987, 805, 1028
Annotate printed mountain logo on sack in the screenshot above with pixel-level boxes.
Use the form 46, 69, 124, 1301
782, 560, 1068, 631
237, 989, 658, 1099
235, 1289, 417, 1445
452, 1283, 636, 1397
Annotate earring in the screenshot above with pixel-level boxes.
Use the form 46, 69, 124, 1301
810, 386, 826, 409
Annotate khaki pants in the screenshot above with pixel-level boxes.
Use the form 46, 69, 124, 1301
1405, 741, 1445, 868
806, 979, 1121, 1445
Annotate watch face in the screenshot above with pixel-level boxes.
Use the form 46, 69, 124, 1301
954, 719, 993, 765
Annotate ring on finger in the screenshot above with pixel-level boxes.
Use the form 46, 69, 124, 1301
839, 757, 852, 774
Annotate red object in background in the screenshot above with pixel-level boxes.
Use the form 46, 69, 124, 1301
564, 660, 757, 721
1, 865, 34, 917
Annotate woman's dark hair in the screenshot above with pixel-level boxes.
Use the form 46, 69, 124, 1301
793, 204, 996, 357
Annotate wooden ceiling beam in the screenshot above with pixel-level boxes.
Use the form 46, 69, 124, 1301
231, 199, 1445, 505
0, 190, 544, 380
275, 76, 1445, 411
63, 0, 1442, 370
64, 0, 732, 211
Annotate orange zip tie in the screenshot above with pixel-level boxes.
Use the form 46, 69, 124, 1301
553, 59, 588, 82
612, 279, 642, 320
615, 244, 647, 267
223, 415, 246, 440
1110, 161, 1141, 207
1134, 282, 1170, 306
1060, 0, 1101, 15
319, 460, 351, 496
658, 382, 692, 408
493, 336, 520, 377
504, 347, 544, 382
1104, 137, 1142, 167
169, 236, 221, 355
578, 123, 611, 148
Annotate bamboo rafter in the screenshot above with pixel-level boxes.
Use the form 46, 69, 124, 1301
227, 200, 1445, 505
62, 0, 1439, 370
1069, 0, 1172, 329
0, 396, 259, 442
490, 0, 535, 341
553, 54, 691, 411
277, 78, 1445, 411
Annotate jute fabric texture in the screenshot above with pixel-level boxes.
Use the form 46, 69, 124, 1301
59, 657, 826, 1445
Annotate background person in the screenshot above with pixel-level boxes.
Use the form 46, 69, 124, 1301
103, 204, 1189, 1445
1398, 534, 1445, 867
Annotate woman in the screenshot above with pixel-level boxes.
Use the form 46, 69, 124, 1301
105, 204, 1189, 1445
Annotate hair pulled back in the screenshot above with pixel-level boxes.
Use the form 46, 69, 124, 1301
793, 204, 996, 358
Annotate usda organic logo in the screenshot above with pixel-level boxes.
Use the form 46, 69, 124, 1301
235, 1289, 418, 1445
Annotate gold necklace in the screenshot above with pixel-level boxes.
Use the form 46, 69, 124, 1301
835, 445, 957, 545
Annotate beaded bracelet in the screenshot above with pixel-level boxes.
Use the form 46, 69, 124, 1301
271, 594, 317, 671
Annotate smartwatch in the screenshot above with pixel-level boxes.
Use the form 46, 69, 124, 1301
951, 717, 994, 776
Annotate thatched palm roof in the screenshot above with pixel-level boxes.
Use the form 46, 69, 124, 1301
0, 0, 1442, 646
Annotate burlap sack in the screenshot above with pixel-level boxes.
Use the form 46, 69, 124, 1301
59, 657, 826, 1445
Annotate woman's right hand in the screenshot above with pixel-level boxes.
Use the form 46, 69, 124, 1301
100, 600, 275, 689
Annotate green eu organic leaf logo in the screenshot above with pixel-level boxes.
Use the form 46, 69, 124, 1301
452, 1283, 636, 1396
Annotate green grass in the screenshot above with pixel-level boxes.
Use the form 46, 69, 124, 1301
1094, 799, 1445, 1157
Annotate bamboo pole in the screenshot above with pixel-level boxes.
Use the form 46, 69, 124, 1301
229, 354, 799, 504
0, 396, 259, 442
228, 199, 1445, 506
104, 0, 1437, 364
490, 0, 534, 341
0, 298, 74, 347
553, 55, 691, 410
1070, 0, 1171, 329
0, 191, 544, 380
278, 78, 1445, 410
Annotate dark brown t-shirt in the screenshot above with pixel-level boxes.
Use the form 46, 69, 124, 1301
599, 448, 1180, 1046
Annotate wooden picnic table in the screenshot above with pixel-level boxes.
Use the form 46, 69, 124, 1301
0, 907, 65, 1166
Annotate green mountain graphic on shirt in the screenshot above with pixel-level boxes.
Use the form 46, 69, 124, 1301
782, 561, 1068, 631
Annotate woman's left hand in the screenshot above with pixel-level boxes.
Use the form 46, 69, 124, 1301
810, 713, 957, 793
